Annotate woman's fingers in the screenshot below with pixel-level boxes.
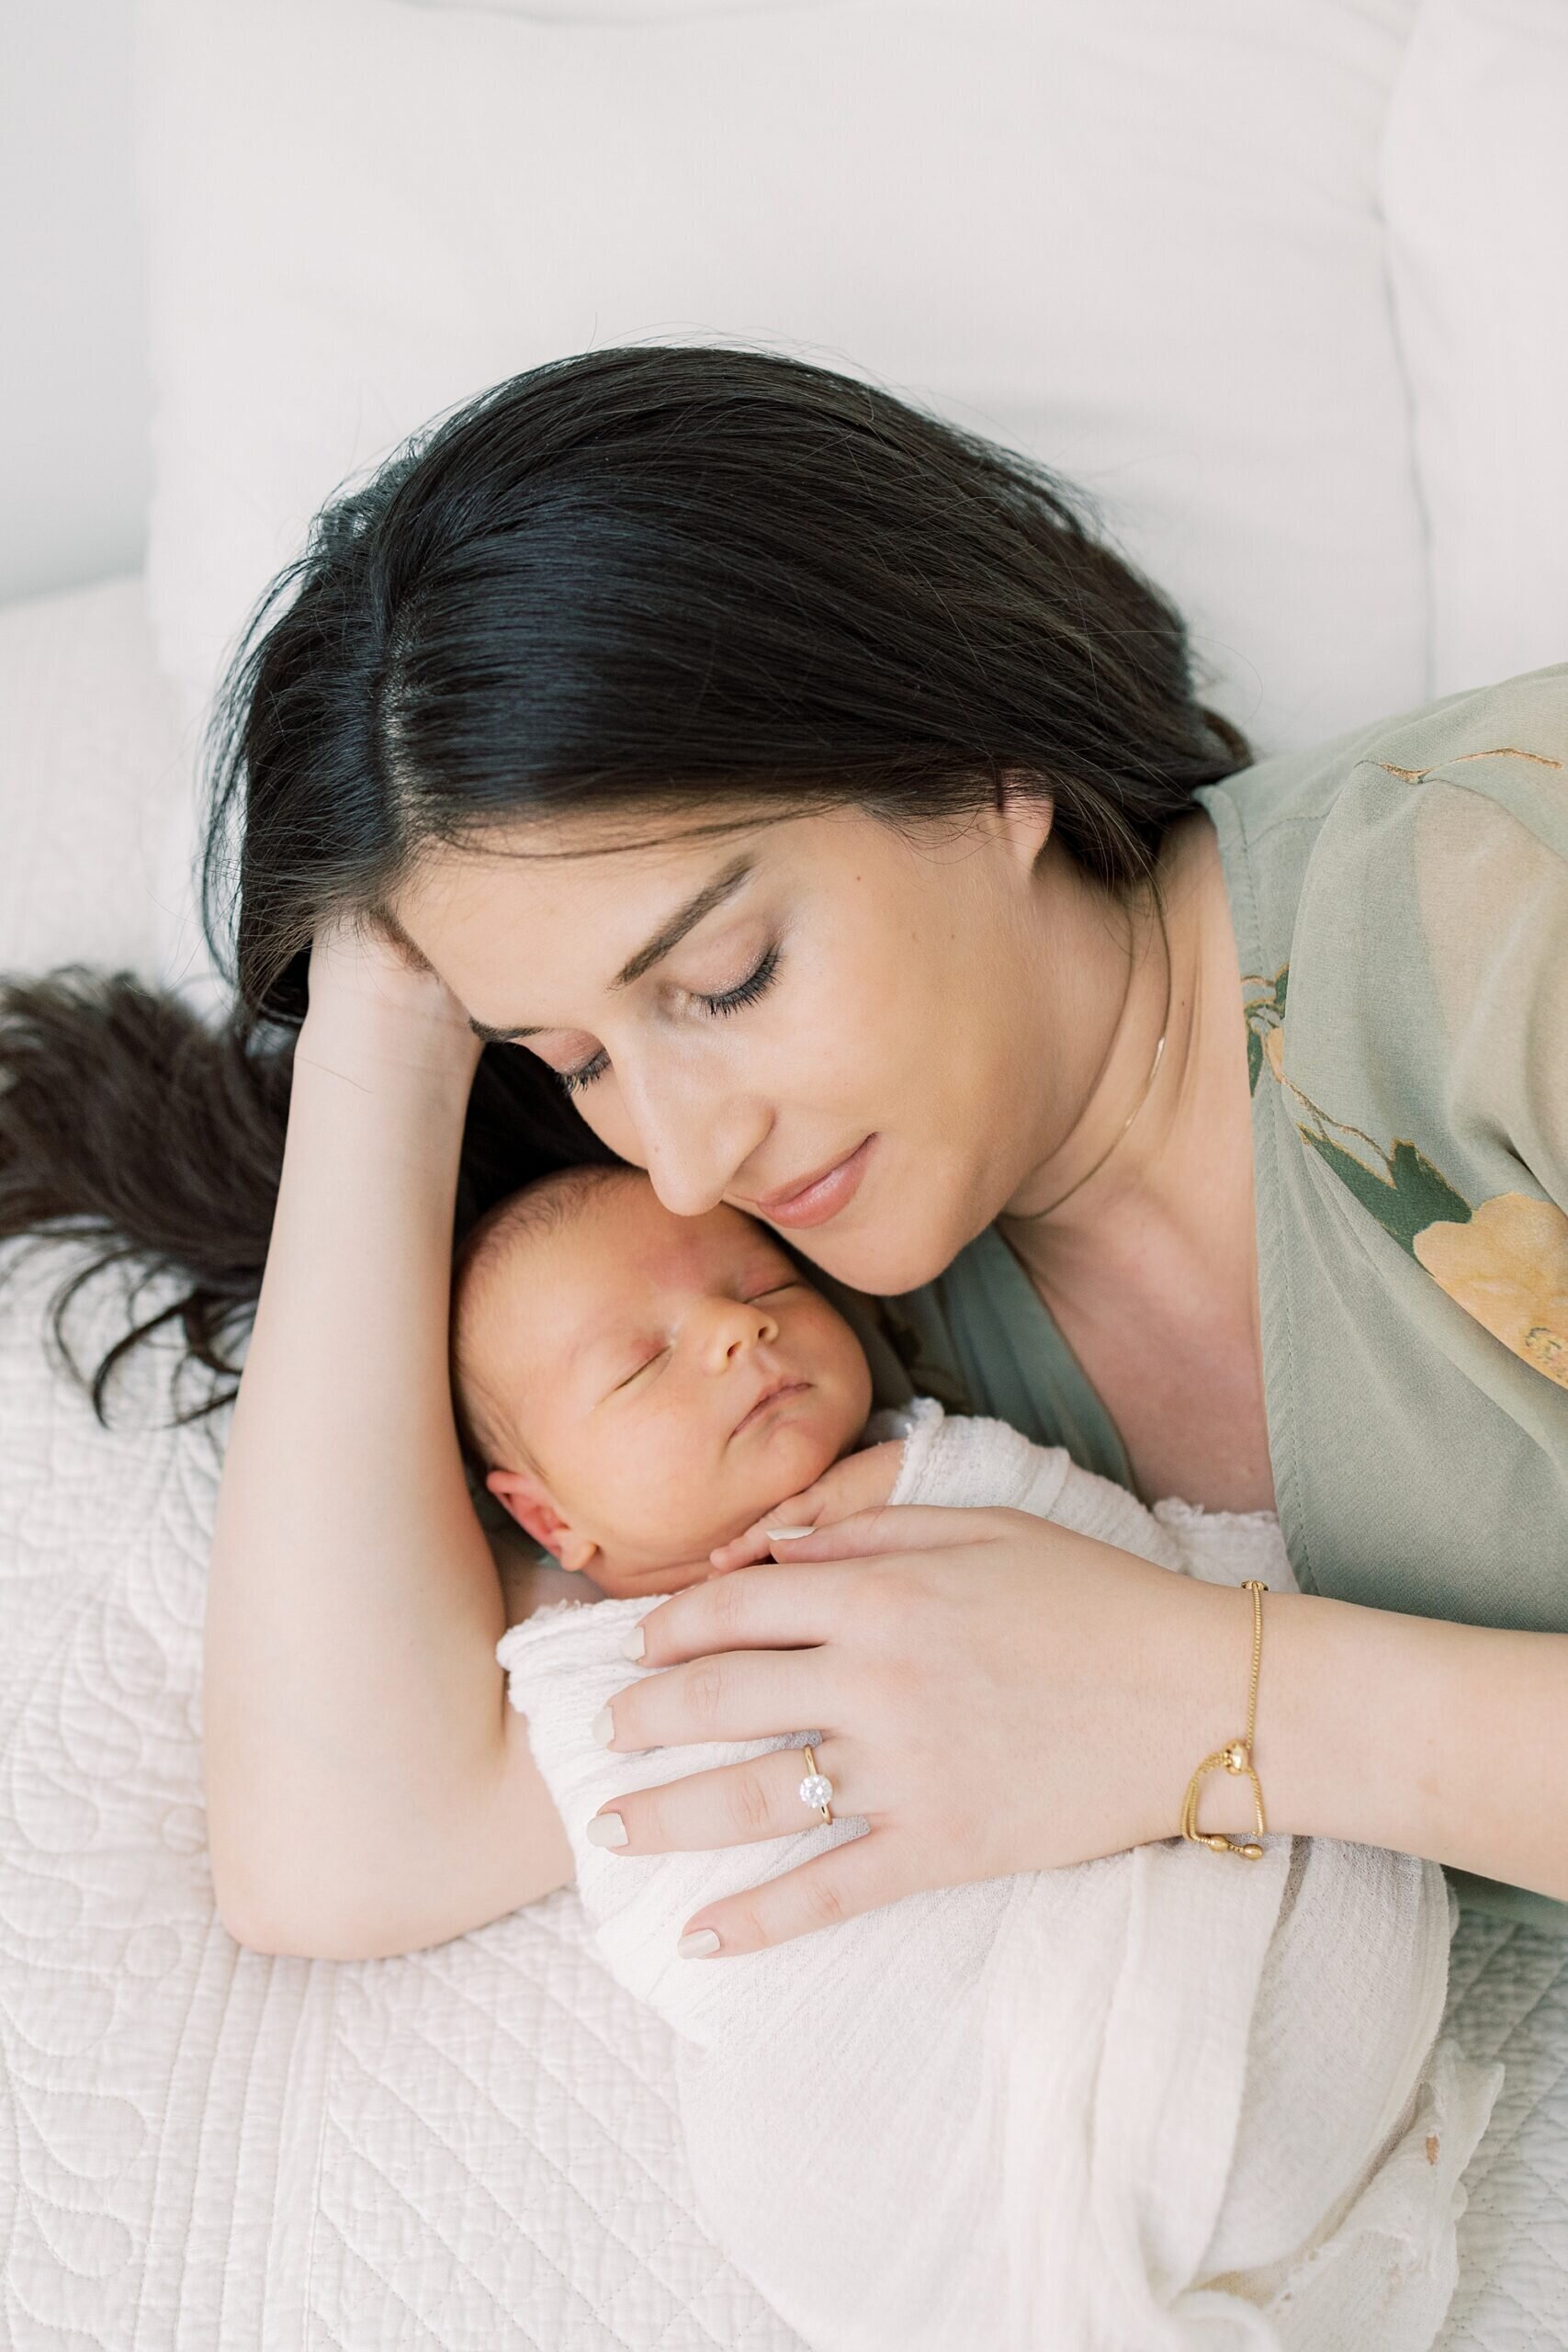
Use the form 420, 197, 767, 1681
707, 1512, 802, 1573
705, 1529, 771, 1572
634, 1506, 1001, 1668
588, 1737, 859, 1857
708, 1483, 826, 1571
763, 1502, 1002, 1564
627, 1554, 851, 1666
604, 1645, 830, 1752
678, 1825, 915, 1957
586, 1722, 902, 1958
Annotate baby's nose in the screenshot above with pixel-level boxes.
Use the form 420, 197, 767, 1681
704, 1299, 778, 1365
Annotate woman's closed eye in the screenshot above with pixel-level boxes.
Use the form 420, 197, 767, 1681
551, 944, 783, 1098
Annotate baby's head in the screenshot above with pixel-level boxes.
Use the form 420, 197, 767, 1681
450, 1165, 874, 1596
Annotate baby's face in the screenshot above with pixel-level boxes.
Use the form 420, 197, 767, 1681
476, 1179, 873, 1595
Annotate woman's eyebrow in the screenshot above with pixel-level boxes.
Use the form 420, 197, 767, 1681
465, 853, 757, 1043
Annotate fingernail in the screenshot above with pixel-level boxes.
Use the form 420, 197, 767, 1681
678, 1928, 722, 1958
618, 1626, 646, 1661
592, 1704, 615, 1745
764, 1526, 814, 1541
585, 1812, 629, 1848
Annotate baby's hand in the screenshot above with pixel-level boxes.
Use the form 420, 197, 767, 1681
707, 1439, 907, 1575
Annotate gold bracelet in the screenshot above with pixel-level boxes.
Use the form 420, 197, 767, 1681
1179, 1578, 1270, 1860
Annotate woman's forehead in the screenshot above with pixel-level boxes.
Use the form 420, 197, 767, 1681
401, 804, 807, 933
444, 789, 821, 869
403, 792, 882, 907
392, 803, 862, 1025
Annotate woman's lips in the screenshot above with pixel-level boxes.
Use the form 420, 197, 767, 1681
731, 1379, 813, 1439
748, 1136, 875, 1230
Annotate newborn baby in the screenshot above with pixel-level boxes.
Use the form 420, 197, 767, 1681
454, 1166, 1499, 2352
448, 1157, 900, 1598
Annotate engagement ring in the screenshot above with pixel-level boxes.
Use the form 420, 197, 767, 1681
799, 1745, 834, 1824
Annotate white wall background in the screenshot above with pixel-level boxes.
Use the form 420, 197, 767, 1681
0, 0, 151, 606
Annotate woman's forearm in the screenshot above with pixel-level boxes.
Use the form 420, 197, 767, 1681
1221, 1586, 1568, 1902
202, 1012, 525, 1950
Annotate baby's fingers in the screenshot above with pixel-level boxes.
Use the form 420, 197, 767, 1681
710, 1492, 823, 1572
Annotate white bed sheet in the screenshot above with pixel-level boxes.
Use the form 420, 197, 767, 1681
1, 579, 1565, 2348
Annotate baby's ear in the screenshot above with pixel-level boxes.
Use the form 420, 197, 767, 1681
485, 1467, 599, 1574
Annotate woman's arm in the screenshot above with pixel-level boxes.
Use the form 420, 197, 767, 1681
202, 933, 573, 1959
1264, 1583, 1568, 1901
572, 1508, 1568, 1957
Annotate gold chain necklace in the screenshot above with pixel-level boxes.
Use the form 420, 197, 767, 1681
1006, 885, 1173, 1225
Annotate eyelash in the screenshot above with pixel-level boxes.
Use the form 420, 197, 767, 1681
553, 943, 782, 1098
614, 1280, 798, 1389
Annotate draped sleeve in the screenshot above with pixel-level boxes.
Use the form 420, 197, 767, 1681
1212, 671, 1568, 1625
1203, 662, 1568, 1932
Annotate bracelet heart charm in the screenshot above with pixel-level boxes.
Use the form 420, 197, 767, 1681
1180, 1743, 1268, 1860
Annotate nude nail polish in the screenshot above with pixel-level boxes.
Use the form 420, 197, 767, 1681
678, 1928, 721, 1957
592, 1704, 615, 1745
585, 1813, 628, 1848
764, 1526, 814, 1541
618, 1626, 646, 1661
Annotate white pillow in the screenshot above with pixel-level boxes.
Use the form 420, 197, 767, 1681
1379, 0, 1568, 699
131, 0, 1426, 980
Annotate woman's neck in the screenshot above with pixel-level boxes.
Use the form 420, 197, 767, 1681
998, 810, 1252, 1296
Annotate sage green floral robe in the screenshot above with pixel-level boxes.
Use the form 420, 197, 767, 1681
818, 660, 1568, 1934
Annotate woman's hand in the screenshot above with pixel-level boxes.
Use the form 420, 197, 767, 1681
302, 906, 485, 1082
705, 1439, 907, 1574
591, 1504, 1268, 1956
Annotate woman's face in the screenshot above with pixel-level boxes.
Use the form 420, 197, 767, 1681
390, 793, 1107, 1296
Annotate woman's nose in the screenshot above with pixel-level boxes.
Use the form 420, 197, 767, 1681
625, 1074, 770, 1221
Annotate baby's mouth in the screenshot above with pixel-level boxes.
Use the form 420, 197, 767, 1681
730, 1375, 813, 1440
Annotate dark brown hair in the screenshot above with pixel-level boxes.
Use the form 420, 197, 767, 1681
0, 343, 1250, 1453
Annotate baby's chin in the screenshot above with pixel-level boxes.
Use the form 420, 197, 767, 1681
733, 1392, 856, 1490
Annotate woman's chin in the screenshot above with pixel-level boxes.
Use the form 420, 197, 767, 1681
797, 1218, 977, 1300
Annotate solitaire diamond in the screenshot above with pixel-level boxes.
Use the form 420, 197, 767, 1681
799, 1771, 833, 1811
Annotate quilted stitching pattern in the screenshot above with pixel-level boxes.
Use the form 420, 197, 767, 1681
0, 1231, 1562, 2348
0, 1238, 805, 2352
1437, 1911, 1568, 2347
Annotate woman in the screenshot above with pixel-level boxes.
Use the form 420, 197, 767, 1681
2, 345, 1563, 1963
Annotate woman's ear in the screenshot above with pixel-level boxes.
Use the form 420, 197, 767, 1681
994, 770, 1055, 873
485, 1466, 601, 1573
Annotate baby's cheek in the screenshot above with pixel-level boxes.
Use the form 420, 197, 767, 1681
609, 1395, 852, 1561
603, 1417, 694, 1526
596, 1404, 734, 1555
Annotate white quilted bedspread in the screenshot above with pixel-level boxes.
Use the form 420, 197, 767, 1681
1, 1237, 1565, 2351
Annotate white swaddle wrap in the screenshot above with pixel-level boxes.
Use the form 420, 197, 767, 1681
497, 1401, 1501, 2352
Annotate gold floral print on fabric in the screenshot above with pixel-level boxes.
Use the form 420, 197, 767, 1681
1372, 747, 1564, 783
1245, 962, 1568, 1393
1242, 963, 1289, 1099
1413, 1193, 1568, 1390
